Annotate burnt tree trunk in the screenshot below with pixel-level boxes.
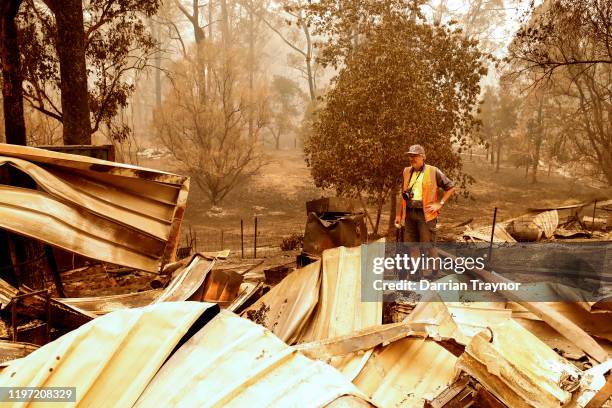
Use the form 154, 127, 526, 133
387, 186, 398, 237
532, 96, 545, 184
248, 8, 255, 140
44, 0, 91, 145
495, 134, 501, 172
0, 0, 25, 145
525, 161, 529, 178
532, 141, 541, 183
220, 0, 230, 47
153, 20, 162, 109
303, 22, 315, 102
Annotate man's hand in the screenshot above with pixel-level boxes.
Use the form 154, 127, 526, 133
394, 215, 401, 229
425, 202, 443, 212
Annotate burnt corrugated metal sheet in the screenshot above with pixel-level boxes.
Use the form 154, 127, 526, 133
0, 302, 219, 407
456, 319, 582, 407
0, 303, 372, 408
228, 281, 264, 313
57, 289, 162, 316
303, 213, 367, 256
299, 244, 383, 343
353, 338, 457, 407
154, 254, 214, 302
508, 300, 612, 343
243, 242, 383, 345
135, 310, 372, 408
0, 144, 189, 272
242, 260, 321, 343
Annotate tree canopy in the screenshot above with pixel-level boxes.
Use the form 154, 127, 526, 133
304, 13, 486, 233
18, 0, 160, 143
506, 0, 612, 185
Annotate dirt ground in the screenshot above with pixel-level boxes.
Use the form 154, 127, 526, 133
138, 148, 611, 250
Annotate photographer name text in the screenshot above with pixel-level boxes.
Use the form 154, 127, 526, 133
371, 279, 521, 292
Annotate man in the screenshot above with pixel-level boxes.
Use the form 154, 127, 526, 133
394, 144, 455, 243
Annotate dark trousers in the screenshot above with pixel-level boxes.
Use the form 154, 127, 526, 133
398, 208, 438, 280
401, 208, 437, 243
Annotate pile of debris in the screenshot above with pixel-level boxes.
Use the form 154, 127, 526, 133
463, 201, 612, 243
239, 242, 612, 407
2, 241, 611, 407
0, 145, 611, 407
0, 302, 371, 407
0, 143, 197, 350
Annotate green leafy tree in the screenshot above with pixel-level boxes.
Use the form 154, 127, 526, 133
478, 86, 498, 164
266, 75, 305, 149
17, 0, 160, 144
477, 86, 519, 172
494, 90, 519, 172
304, 14, 486, 235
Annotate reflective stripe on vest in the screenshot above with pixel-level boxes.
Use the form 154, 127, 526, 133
422, 164, 439, 222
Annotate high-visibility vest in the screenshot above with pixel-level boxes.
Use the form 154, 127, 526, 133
400, 164, 439, 222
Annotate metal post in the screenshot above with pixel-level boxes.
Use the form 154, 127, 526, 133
45, 245, 65, 297
254, 217, 258, 259
11, 301, 17, 342
591, 200, 597, 232
221, 229, 224, 250
241, 219, 244, 258
46, 292, 51, 343
488, 207, 498, 263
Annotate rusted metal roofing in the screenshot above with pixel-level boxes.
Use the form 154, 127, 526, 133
0, 143, 189, 272
507, 299, 612, 343
437, 248, 610, 363
242, 243, 383, 345
463, 224, 516, 242
135, 310, 372, 407
0, 302, 219, 407
0, 303, 371, 407
532, 210, 559, 238
298, 244, 383, 343
242, 259, 321, 343
353, 338, 457, 407
457, 319, 583, 407
228, 281, 264, 313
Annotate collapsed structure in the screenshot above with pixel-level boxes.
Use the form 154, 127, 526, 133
0, 145, 610, 407
0, 143, 189, 273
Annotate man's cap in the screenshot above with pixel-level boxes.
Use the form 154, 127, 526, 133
407, 144, 425, 155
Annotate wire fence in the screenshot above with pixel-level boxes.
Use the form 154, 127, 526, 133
183, 217, 303, 258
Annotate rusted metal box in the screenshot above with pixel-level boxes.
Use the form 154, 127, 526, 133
306, 197, 356, 216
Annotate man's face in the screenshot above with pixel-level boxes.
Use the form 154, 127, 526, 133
409, 154, 424, 169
